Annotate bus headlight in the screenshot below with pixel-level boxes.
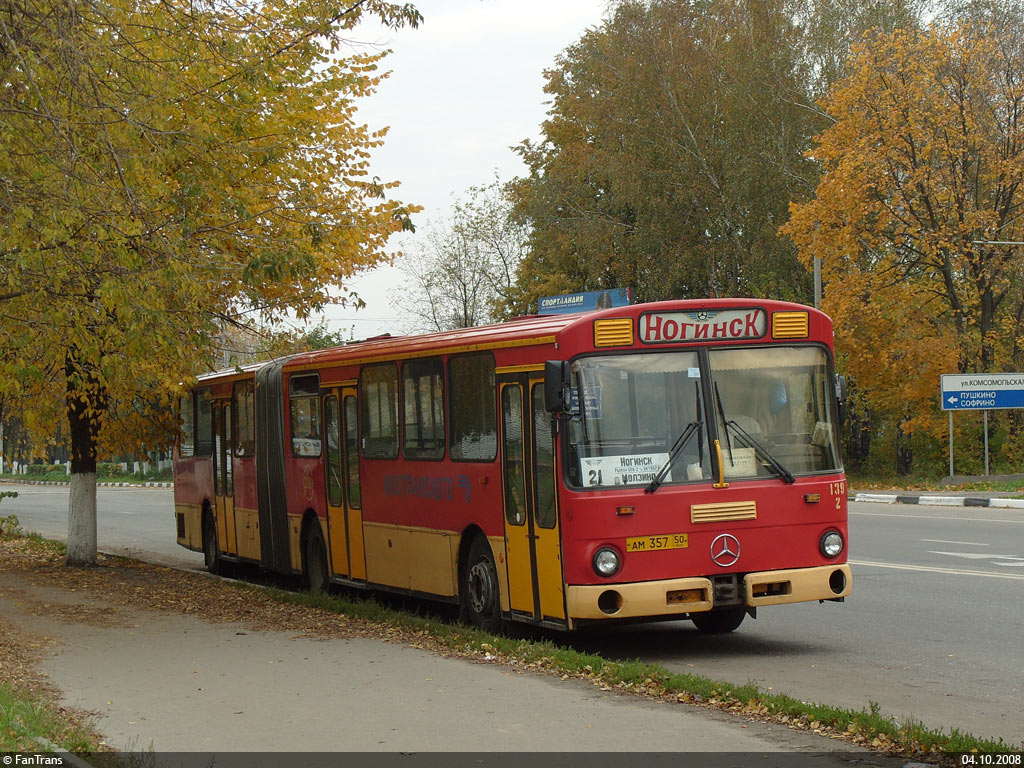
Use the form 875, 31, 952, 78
819, 530, 844, 559
593, 547, 621, 577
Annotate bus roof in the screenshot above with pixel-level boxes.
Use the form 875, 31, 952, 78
285, 312, 577, 371
195, 298, 828, 382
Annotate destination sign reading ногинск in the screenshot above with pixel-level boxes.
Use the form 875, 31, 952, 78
941, 373, 1024, 410
640, 308, 766, 344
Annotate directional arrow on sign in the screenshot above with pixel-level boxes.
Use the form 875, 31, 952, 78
947, 396, 958, 404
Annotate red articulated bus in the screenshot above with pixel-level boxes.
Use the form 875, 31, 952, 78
173, 298, 851, 633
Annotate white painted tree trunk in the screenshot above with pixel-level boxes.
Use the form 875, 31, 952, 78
66, 472, 98, 566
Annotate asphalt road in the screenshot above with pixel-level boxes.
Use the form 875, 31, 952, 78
569, 501, 1024, 747
4, 484, 1023, 747
2, 483, 204, 570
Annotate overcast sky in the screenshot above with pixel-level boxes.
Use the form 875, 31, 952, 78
305, 0, 611, 340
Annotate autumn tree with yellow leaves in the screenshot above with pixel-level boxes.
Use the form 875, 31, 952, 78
0, 0, 421, 564
784, 19, 1024, 472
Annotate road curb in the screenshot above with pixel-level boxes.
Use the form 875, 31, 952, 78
850, 492, 1024, 509
0, 479, 172, 489
35, 737, 97, 768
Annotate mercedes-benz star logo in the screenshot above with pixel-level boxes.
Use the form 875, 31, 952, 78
710, 533, 740, 567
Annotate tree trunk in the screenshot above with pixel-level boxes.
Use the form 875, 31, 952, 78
980, 283, 996, 372
65, 350, 105, 567
67, 471, 98, 565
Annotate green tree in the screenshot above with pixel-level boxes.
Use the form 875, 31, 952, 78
507, 0, 821, 315
302, 324, 356, 350
0, 0, 421, 564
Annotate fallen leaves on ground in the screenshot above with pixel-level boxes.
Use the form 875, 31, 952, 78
0, 536, 970, 760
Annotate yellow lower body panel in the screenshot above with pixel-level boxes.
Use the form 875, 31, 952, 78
175, 503, 202, 551
234, 507, 260, 561
288, 514, 303, 571
745, 564, 852, 606
363, 522, 457, 596
567, 577, 714, 620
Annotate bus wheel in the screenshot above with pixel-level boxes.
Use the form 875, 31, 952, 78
460, 537, 503, 633
203, 511, 223, 575
690, 607, 746, 633
303, 522, 329, 593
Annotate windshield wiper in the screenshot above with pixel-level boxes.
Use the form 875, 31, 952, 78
646, 419, 702, 494
713, 383, 795, 484
725, 419, 795, 484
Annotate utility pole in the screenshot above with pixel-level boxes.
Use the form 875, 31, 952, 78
812, 222, 823, 309
813, 256, 822, 309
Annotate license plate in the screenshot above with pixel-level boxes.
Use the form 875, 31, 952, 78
625, 533, 689, 552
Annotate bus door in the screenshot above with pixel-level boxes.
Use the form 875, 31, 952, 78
323, 387, 366, 580
500, 376, 566, 623
214, 402, 238, 556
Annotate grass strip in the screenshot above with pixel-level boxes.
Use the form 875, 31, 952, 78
0, 681, 103, 753
848, 473, 1024, 496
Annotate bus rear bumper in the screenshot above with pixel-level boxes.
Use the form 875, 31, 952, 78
565, 564, 852, 621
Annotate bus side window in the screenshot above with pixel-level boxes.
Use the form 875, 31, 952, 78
449, 354, 497, 462
223, 403, 233, 496
195, 389, 213, 457
179, 393, 195, 458
403, 358, 445, 460
360, 364, 399, 459
532, 384, 557, 529
502, 386, 526, 526
324, 395, 343, 507
289, 374, 322, 458
233, 380, 255, 458
344, 395, 361, 508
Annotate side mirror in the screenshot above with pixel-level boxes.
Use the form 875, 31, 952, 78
835, 374, 848, 427
544, 360, 568, 413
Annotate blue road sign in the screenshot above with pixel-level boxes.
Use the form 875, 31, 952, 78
941, 373, 1024, 410
538, 288, 631, 315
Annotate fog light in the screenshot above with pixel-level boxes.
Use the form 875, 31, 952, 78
598, 590, 622, 614
820, 530, 844, 559
593, 547, 621, 577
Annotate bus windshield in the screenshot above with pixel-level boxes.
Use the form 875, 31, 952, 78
567, 352, 711, 488
567, 346, 840, 489
708, 346, 840, 478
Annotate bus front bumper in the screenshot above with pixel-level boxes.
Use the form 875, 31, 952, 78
566, 564, 852, 621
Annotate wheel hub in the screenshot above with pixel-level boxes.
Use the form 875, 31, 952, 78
468, 560, 495, 614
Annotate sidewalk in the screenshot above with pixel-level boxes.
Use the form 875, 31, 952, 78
0, 547, 896, 760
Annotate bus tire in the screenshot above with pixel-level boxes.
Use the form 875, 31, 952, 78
690, 607, 746, 633
202, 510, 223, 575
460, 536, 503, 634
303, 520, 329, 593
